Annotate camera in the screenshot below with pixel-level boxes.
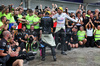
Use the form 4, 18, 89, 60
65, 9, 68, 13
16, 51, 37, 61
6, 19, 10, 21
28, 37, 33, 44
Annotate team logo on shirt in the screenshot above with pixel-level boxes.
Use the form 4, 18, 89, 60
57, 17, 64, 22
3, 42, 6, 46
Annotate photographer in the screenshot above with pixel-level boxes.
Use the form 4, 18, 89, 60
17, 26, 28, 51
0, 16, 9, 38
27, 25, 38, 42
1, 16, 9, 30
7, 33, 36, 66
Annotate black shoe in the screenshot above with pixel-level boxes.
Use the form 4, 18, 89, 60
53, 56, 57, 61
61, 52, 67, 55
41, 58, 45, 61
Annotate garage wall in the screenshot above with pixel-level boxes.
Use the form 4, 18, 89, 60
29, 0, 100, 13
0, 0, 21, 7
30, 0, 79, 12
0, 0, 100, 13
88, 5, 100, 11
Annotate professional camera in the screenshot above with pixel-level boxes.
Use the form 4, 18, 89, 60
28, 37, 33, 44
26, 36, 39, 52
16, 51, 37, 61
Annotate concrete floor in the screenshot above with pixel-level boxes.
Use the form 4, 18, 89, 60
24, 47, 100, 66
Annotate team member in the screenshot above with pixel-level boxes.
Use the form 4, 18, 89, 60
0, 31, 18, 66
40, 11, 57, 61
0, 16, 9, 38
77, 26, 87, 47
27, 25, 38, 41
94, 25, 100, 48
26, 25, 38, 51
69, 27, 78, 48
18, 26, 28, 51
18, 8, 23, 29
33, 12, 42, 40
85, 19, 94, 47
2, 8, 15, 30
52, 7, 78, 55
25, 10, 34, 29
14, 10, 29, 30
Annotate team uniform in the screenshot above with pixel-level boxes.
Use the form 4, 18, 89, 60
40, 15, 56, 61
0, 38, 10, 66
25, 15, 34, 29
52, 13, 77, 54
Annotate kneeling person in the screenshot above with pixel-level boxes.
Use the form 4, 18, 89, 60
94, 25, 100, 48
69, 27, 78, 48
77, 26, 87, 47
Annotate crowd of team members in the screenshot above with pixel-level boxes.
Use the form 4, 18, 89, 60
0, 2, 100, 66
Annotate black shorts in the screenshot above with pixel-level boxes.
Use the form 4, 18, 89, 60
6, 57, 16, 66
66, 34, 71, 42
70, 40, 78, 44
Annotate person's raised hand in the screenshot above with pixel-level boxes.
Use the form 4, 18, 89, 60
52, 3, 54, 7
79, 4, 81, 9
40, 4, 42, 9
89, 19, 92, 23
82, 5, 84, 9
55, 4, 57, 8
20, 2, 23, 5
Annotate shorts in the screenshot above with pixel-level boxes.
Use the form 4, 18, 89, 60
6, 57, 16, 66
70, 40, 78, 44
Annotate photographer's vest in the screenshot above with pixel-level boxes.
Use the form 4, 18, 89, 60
77, 30, 85, 41
95, 30, 100, 41
26, 15, 34, 29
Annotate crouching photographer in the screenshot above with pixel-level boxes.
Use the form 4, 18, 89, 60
7, 36, 37, 65
17, 26, 28, 51
26, 25, 39, 51
0, 16, 9, 38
